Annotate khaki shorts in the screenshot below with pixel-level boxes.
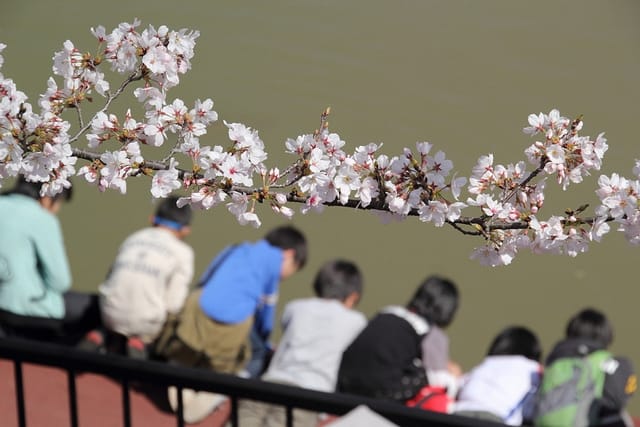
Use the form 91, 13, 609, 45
156, 289, 252, 374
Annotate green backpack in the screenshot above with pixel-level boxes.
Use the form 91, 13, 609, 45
533, 349, 612, 427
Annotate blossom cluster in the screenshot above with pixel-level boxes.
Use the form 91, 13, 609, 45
595, 165, 640, 246
1, 21, 639, 267
463, 110, 616, 266
0, 43, 76, 195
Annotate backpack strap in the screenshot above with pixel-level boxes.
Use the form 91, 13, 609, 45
380, 306, 430, 336
196, 245, 237, 288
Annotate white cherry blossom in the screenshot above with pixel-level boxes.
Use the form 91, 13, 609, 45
523, 112, 546, 135
151, 159, 181, 198
418, 200, 448, 226
99, 150, 129, 193
334, 162, 360, 205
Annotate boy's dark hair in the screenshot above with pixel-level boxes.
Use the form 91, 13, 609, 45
265, 225, 308, 269
487, 326, 542, 362
5, 175, 73, 202
406, 275, 459, 328
313, 259, 363, 302
155, 196, 192, 227
565, 307, 613, 348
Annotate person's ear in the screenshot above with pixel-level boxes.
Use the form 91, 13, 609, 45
39, 197, 61, 214
280, 249, 299, 280
39, 197, 52, 210
283, 248, 295, 259
178, 226, 191, 239
343, 292, 361, 309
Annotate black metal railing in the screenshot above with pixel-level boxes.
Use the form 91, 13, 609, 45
0, 337, 504, 427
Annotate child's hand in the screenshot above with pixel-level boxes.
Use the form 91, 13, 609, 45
448, 360, 463, 378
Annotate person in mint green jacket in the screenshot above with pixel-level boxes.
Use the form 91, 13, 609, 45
0, 176, 100, 344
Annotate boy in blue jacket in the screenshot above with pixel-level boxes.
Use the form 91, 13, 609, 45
158, 225, 307, 424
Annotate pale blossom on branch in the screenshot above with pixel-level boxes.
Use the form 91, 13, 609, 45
151, 159, 181, 198
99, 150, 129, 193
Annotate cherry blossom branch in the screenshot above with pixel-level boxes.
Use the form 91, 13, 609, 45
1, 20, 639, 267
72, 147, 170, 176
74, 104, 84, 129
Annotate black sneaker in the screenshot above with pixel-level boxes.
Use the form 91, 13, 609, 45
77, 329, 106, 353
126, 337, 148, 360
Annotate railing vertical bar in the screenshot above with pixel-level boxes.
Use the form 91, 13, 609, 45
285, 405, 294, 427
67, 370, 79, 427
13, 360, 26, 427
230, 395, 239, 427
121, 377, 132, 427
176, 386, 185, 427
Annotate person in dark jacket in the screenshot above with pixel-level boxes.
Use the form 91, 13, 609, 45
336, 274, 460, 402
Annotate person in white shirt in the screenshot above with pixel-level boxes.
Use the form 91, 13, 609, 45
96, 196, 194, 358
454, 325, 543, 425
236, 258, 367, 427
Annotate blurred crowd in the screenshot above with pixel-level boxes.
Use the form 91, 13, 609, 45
0, 177, 635, 427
